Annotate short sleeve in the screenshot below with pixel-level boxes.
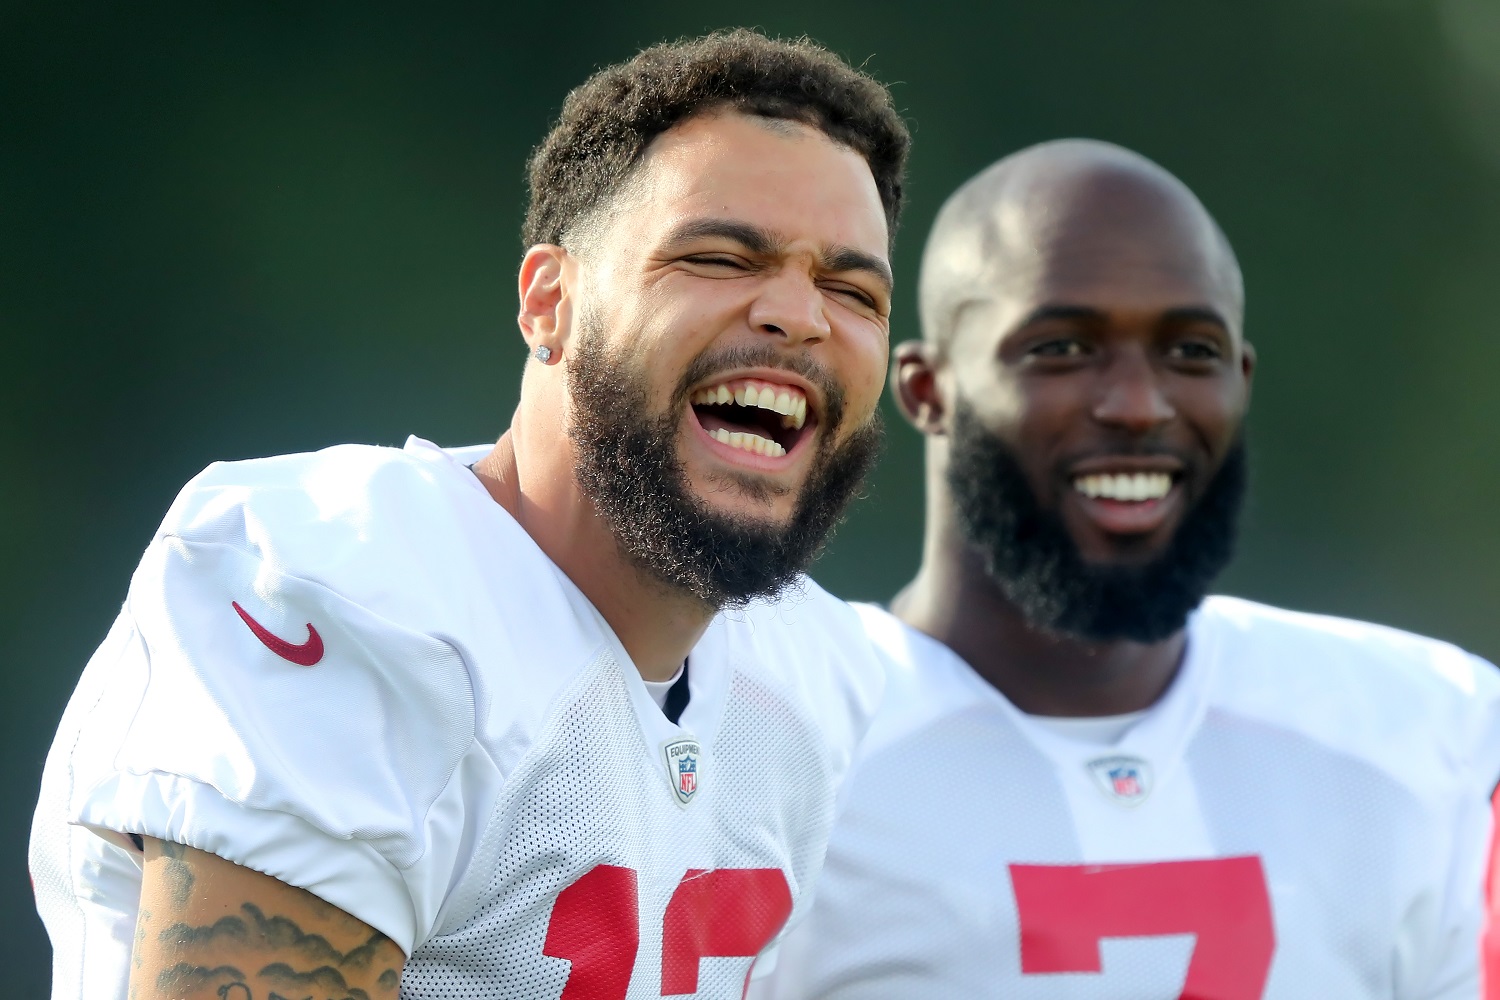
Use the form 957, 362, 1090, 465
65, 534, 478, 954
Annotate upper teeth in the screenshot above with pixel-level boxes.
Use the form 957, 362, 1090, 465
1074, 472, 1173, 501
691, 379, 808, 430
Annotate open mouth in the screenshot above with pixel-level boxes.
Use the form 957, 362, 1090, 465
689, 377, 815, 459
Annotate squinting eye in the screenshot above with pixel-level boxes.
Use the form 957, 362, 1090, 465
823, 284, 877, 309
683, 255, 750, 270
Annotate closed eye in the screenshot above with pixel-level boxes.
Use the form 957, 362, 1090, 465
820, 282, 878, 309
681, 254, 755, 271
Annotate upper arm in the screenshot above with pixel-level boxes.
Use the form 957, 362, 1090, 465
130, 838, 405, 1000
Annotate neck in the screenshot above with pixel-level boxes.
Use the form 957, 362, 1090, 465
472, 422, 712, 683
892, 498, 1186, 717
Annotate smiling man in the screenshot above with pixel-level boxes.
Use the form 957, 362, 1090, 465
31, 31, 907, 1000
759, 140, 1500, 998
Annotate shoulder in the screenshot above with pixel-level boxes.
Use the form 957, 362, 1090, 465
1199, 595, 1496, 704
1197, 595, 1500, 786
111, 439, 493, 801
61, 441, 526, 951
161, 439, 484, 588
843, 603, 1006, 760
150, 437, 562, 631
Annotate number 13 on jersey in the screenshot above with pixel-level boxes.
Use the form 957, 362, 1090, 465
544, 864, 794, 998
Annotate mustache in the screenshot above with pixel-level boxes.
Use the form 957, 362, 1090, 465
674, 342, 847, 432
1055, 441, 1203, 476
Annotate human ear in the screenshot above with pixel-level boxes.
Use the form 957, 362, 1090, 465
517, 245, 573, 361
892, 340, 947, 435
1240, 339, 1257, 405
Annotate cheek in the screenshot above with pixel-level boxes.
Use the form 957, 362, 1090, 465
1161, 376, 1246, 452
952, 365, 1034, 431
641, 280, 750, 360
837, 325, 890, 423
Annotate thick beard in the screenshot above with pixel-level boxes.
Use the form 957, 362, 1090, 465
567, 330, 882, 609
947, 401, 1247, 643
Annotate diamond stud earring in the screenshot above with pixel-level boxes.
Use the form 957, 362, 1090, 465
534, 345, 553, 363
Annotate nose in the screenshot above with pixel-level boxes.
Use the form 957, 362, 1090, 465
1092, 347, 1175, 433
747, 269, 831, 348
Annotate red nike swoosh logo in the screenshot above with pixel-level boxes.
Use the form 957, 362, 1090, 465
232, 601, 325, 666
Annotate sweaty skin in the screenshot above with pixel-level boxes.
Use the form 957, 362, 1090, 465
891, 139, 1254, 717
128, 111, 892, 999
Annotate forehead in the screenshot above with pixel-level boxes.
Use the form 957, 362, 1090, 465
613, 112, 890, 258
944, 170, 1241, 344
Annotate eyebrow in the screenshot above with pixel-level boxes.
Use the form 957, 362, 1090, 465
1017, 304, 1107, 328
1017, 303, 1232, 332
660, 217, 893, 294
1159, 306, 1232, 331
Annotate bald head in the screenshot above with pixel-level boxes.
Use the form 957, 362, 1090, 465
919, 139, 1243, 352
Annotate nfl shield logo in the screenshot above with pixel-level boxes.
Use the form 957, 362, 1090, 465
1086, 755, 1152, 806
662, 737, 702, 806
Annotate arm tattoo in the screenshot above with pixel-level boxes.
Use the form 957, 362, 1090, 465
148, 902, 397, 999
156, 963, 246, 993
158, 841, 197, 908
259, 963, 370, 1000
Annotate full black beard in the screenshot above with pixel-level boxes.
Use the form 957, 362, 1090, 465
568, 332, 882, 608
948, 402, 1247, 643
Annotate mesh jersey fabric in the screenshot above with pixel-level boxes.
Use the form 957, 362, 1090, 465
30, 436, 884, 1000
756, 599, 1500, 1000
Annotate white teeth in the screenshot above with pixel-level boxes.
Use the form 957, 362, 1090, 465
778, 396, 807, 430
710, 426, 784, 458
1073, 472, 1173, 501
692, 379, 809, 431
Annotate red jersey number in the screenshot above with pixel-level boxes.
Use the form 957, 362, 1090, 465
1010, 856, 1275, 1000
543, 863, 793, 998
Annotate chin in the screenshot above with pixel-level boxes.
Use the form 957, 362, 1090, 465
1085, 534, 1173, 567
691, 478, 797, 525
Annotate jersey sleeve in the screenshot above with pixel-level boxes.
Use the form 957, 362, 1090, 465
61, 531, 479, 955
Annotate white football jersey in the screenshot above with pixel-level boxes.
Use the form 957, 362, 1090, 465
30, 437, 884, 1000
759, 600, 1500, 1000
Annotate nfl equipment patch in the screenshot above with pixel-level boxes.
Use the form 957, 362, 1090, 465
662, 737, 701, 806
1086, 755, 1152, 806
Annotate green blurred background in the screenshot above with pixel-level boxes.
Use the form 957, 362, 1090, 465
5, 0, 1499, 989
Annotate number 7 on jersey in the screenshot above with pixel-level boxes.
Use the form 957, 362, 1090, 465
1010, 856, 1275, 1000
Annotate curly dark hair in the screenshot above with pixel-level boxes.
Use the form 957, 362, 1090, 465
523, 29, 909, 250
